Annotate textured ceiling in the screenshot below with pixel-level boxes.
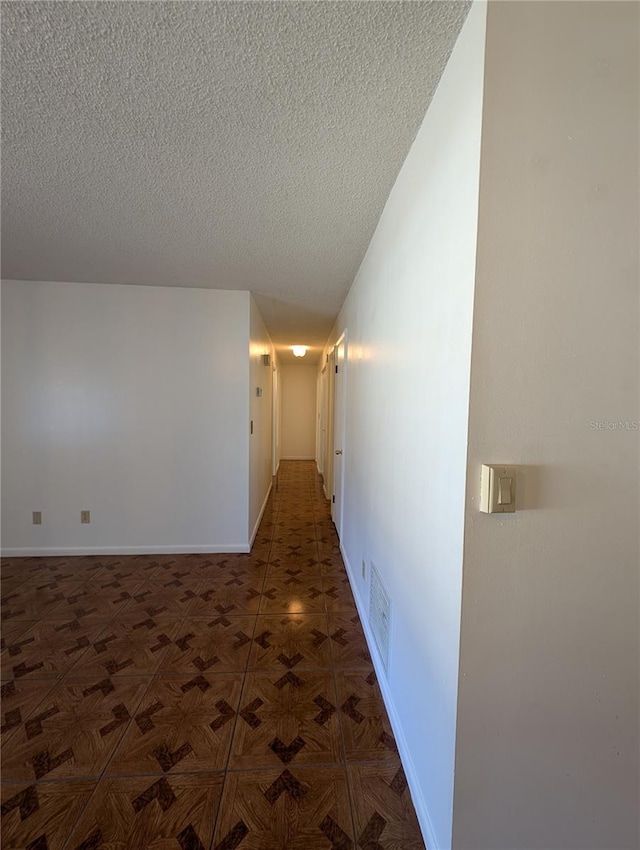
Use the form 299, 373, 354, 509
1, 0, 470, 363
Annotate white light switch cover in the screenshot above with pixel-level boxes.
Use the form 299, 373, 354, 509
480, 464, 517, 513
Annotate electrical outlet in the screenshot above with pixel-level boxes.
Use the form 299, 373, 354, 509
362, 559, 366, 580
81, 510, 91, 524
32, 511, 42, 525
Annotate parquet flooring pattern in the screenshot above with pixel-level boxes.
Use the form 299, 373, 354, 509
1, 461, 425, 849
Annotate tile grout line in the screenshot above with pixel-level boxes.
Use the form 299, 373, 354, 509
208, 484, 276, 849
314, 469, 364, 848
57, 669, 158, 850
53, 565, 178, 850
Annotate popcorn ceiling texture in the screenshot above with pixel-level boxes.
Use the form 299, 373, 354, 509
1, 0, 470, 356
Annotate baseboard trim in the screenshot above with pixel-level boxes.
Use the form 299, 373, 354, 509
340, 542, 440, 850
0, 544, 251, 557
281, 456, 315, 460
250, 481, 273, 548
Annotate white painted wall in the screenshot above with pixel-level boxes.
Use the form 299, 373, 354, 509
320, 5, 487, 847
249, 296, 275, 542
1, 280, 250, 554
453, 3, 639, 849
280, 364, 317, 459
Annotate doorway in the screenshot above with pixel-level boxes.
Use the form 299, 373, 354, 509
271, 365, 280, 483
331, 332, 347, 539
317, 366, 326, 477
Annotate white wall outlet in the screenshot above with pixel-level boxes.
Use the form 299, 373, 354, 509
32, 511, 42, 525
81, 510, 91, 524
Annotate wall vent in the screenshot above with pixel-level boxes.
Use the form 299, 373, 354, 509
369, 562, 391, 675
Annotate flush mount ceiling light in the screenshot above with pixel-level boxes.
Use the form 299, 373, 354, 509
291, 345, 308, 358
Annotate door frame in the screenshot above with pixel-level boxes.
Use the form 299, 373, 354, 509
323, 350, 335, 502
271, 365, 280, 478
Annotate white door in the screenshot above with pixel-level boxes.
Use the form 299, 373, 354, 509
332, 334, 346, 537
317, 367, 326, 475
324, 351, 335, 502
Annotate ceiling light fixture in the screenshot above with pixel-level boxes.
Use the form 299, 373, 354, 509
291, 345, 308, 358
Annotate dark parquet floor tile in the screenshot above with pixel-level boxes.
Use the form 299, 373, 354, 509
1, 676, 151, 783
65, 773, 222, 850
247, 613, 333, 672
325, 612, 373, 671
258, 579, 326, 616
1, 619, 112, 683
347, 762, 426, 850
157, 615, 256, 675
107, 672, 242, 776
212, 765, 354, 850
229, 670, 341, 770
1, 679, 59, 747
1, 618, 39, 650
116, 584, 196, 620
1, 779, 97, 850
266, 549, 322, 569
187, 581, 264, 618
336, 670, 400, 765
1, 585, 69, 622
68, 618, 183, 679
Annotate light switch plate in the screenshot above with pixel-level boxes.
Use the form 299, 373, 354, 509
480, 465, 517, 513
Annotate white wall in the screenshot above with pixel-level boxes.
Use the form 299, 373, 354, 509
249, 296, 275, 542
453, 3, 639, 849
280, 364, 317, 459
1, 280, 251, 554
320, 5, 487, 847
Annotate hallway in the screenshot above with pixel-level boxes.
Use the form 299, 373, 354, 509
1, 461, 425, 849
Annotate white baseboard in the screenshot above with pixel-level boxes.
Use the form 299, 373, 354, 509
281, 456, 315, 460
0, 544, 251, 557
249, 481, 272, 548
340, 542, 440, 850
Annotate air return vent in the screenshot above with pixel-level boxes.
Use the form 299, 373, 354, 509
369, 562, 391, 675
